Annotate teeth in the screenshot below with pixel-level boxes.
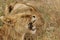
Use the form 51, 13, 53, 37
31, 29, 36, 34
32, 26, 36, 30
30, 26, 36, 34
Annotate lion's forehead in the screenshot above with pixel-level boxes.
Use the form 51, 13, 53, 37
13, 3, 30, 10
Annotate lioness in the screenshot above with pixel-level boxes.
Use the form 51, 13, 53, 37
0, 3, 44, 40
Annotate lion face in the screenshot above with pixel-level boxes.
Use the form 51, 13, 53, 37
0, 14, 36, 35
0, 3, 44, 38
14, 13, 36, 34
0, 3, 37, 35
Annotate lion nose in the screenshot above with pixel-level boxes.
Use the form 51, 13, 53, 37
28, 22, 36, 31
28, 22, 33, 30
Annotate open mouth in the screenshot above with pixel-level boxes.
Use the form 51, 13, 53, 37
28, 22, 36, 31
32, 26, 36, 31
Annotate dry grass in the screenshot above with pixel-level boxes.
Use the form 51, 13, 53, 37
0, 0, 60, 40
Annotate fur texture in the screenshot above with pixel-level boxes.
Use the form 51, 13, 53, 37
0, 3, 44, 40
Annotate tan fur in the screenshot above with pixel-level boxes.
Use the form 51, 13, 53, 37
0, 3, 44, 40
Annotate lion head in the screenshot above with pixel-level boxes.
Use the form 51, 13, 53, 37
0, 3, 44, 40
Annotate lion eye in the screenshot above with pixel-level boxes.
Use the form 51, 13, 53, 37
32, 16, 36, 23
8, 5, 13, 13
32, 16, 35, 18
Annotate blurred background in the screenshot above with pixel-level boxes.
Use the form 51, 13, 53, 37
0, 0, 60, 40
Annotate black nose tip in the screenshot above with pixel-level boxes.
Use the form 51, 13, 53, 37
28, 22, 33, 30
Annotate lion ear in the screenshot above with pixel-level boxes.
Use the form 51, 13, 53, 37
4, 2, 17, 16
4, 4, 13, 16
8, 5, 13, 13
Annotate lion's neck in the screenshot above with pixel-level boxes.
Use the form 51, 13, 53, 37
2, 25, 25, 40
9, 27, 25, 40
